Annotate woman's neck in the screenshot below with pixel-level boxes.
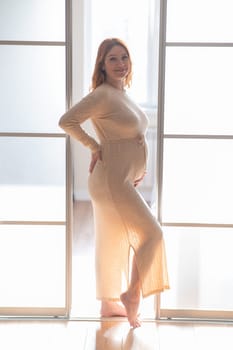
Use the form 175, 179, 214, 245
105, 78, 124, 91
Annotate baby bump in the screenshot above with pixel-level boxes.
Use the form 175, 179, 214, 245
101, 136, 148, 182
88, 137, 148, 202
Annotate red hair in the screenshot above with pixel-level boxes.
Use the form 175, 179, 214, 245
91, 38, 133, 90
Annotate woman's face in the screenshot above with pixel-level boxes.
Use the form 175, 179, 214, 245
102, 45, 130, 85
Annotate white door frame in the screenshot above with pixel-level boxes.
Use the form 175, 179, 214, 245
0, 0, 73, 317
155, 0, 233, 321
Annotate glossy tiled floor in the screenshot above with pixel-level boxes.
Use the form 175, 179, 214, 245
2, 202, 232, 349
0, 319, 233, 350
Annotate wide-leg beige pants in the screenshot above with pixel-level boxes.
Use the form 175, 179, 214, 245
88, 136, 169, 301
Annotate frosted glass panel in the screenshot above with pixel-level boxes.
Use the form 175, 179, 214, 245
162, 227, 233, 311
162, 139, 233, 224
0, 0, 65, 41
91, 0, 154, 106
0, 225, 66, 307
164, 47, 233, 135
167, 0, 233, 42
0, 46, 65, 133
0, 137, 66, 221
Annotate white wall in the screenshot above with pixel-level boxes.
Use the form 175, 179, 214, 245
71, 122, 95, 201
71, 0, 93, 201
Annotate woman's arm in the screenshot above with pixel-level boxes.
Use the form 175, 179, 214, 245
59, 92, 101, 153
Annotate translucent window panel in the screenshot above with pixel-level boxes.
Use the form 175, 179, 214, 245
161, 227, 233, 311
91, 0, 155, 106
0, 0, 65, 41
164, 47, 233, 135
0, 137, 66, 221
0, 225, 66, 307
162, 139, 233, 224
166, 0, 233, 42
0, 45, 65, 133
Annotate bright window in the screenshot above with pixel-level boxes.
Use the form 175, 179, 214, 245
0, 0, 69, 316
159, 0, 233, 318
90, 0, 158, 109
167, 0, 233, 43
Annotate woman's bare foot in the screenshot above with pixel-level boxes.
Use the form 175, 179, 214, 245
100, 300, 127, 317
120, 292, 141, 328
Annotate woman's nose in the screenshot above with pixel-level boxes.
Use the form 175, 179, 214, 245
118, 59, 125, 66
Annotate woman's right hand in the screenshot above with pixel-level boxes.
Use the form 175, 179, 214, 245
89, 150, 102, 173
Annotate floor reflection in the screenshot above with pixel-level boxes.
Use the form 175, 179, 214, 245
95, 320, 159, 350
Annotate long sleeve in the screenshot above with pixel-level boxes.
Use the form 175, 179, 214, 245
59, 83, 149, 150
59, 92, 101, 153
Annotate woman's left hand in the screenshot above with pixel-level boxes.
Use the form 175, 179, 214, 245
89, 150, 102, 173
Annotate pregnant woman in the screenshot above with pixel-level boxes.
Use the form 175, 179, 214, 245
59, 38, 169, 328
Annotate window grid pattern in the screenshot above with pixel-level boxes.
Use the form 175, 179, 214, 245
157, 0, 233, 320
0, 0, 72, 317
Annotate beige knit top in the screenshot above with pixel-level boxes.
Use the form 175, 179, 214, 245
59, 83, 149, 152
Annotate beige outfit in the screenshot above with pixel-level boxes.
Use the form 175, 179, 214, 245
59, 83, 169, 300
